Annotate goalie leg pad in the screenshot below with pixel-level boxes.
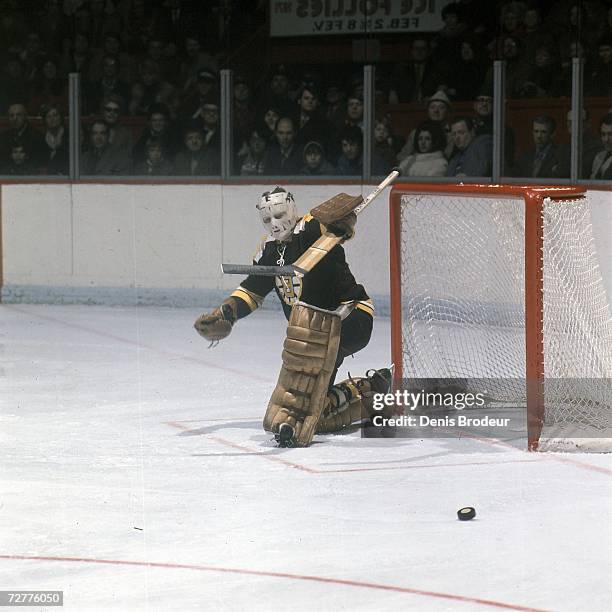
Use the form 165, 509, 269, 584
263, 302, 342, 447
316, 368, 394, 433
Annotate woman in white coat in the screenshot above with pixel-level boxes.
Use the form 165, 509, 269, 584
398, 121, 448, 177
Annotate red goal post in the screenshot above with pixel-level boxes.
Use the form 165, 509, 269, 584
388, 183, 607, 451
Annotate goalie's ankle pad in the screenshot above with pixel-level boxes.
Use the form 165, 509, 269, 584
263, 302, 341, 447
316, 368, 394, 433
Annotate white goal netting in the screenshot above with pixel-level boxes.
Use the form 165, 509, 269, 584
397, 192, 612, 451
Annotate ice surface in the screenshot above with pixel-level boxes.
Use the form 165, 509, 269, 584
1, 304, 612, 611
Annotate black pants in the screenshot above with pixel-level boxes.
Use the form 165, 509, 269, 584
332, 308, 373, 382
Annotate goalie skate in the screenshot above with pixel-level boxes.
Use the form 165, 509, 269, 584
275, 423, 297, 448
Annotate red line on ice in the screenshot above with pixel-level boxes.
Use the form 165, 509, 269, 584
166, 421, 318, 473
0, 554, 547, 611
460, 433, 612, 476
166, 422, 541, 474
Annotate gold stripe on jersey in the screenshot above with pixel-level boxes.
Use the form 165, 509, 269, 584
342, 299, 374, 317
232, 287, 263, 311
252, 234, 274, 263
292, 213, 314, 235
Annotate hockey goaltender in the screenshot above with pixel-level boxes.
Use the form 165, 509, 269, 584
194, 186, 393, 448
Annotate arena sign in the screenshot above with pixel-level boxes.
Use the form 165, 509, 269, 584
270, 0, 453, 36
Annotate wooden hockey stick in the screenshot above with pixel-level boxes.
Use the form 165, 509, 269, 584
222, 169, 400, 277
291, 168, 400, 274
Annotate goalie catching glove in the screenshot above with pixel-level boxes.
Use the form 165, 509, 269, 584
321, 212, 356, 240
194, 297, 238, 343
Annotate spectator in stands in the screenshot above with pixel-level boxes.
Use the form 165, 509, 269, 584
128, 82, 148, 116
192, 98, 221, 157
335, 125, 363, 176
178, 35, 218, 94
399, 121, 448, 177
137, 59, 175, 113
238, 125, 269, 176
0, 103, 46, 170
518, 45, 563, 98
454, 0, 497, 37
233, 74, 257, 154
446, 116, 492, 177
372, 117, 397, 171
553, 2, 602, 61
90, 32, 135, 84
0, 5, 27, 57
557, 109, 601, 178
397, 90, 454, 163
81, 120, 131, 175
20, 32, 48, 84
180, 69, 218, 118
60, 33, 92, 80
258, 64, 293, 118
87, 54, 130, 113
489, 2, 526, 57
293, 84, 333, 154
264, 116, 302, 175
1, 143, 37, 175
344, 94, 364, 131
388, 36, 445, 103
599, 7, 612, 47
140, 36, 176, 86
471, 89, 516, 171
155, 1, 207, 49
483, 35, 532, 99
174, 122, 219, 176
521, 6, 554, 60
39, 0, 67, 56
500, 3, 526, 37
586, 36, 612, 97
300, 140, 335, 175
164, 89, 182, 123
590, 114, 612, 180
102, 94, 133, 159
88, 0, 122, 51
0, 57, 28, 114
556, 39, 587, 98
29, 57, 68, 114
432, 2, 468, 62
124, 0, 157, 55
515, 115, 561, 178
41, 105, 69, 175
260, 103, 282, 144
133, 137, 174, 175
322, 81, 347, 132
446, 36, 487, 101
133, 103, 177, 166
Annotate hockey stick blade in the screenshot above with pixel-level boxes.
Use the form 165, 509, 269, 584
221, 263, 300, 277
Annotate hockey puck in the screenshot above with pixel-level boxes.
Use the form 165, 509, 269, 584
457, 507, 476, 521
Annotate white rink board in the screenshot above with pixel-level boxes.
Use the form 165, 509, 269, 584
1, 183, 611, 309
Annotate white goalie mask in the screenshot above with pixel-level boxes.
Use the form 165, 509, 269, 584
257, 187, 298, 242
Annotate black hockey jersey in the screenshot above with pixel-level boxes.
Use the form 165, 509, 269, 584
231, 214, 373, 320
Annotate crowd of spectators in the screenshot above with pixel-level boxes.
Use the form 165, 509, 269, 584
0, 0, 611, 178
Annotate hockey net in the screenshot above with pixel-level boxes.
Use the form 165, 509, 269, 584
390, 184, 612, 452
